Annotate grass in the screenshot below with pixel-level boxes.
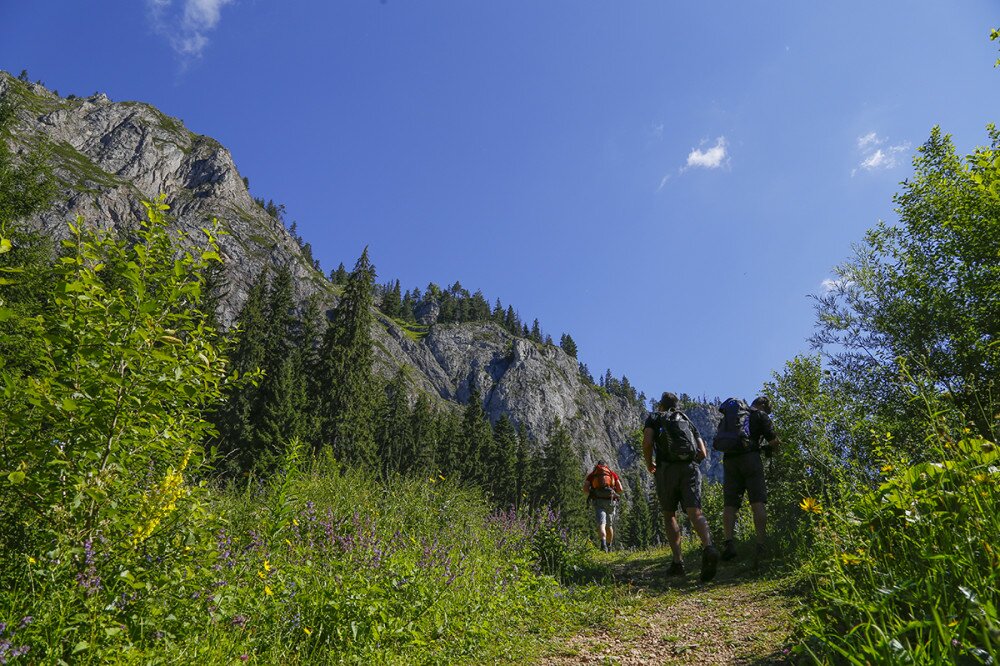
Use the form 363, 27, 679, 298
0, 455, 636, 665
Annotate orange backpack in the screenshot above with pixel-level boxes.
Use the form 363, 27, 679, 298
589, 464, 616, 500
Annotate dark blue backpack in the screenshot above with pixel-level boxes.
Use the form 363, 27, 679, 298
712, 398, 751, 453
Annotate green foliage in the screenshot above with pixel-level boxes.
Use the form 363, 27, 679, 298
0, 99, 56, 226
813, 127, 1000, 444
797, 431, 1000, 664
318, 248, 380, 467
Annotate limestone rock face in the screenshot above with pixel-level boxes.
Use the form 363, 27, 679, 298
0, 73, 330, 326
0, 71, 658, 473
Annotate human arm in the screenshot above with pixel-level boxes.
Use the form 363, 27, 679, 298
642, 427, 655, 473
613, 471, 624, 494
696, 437, 708, 462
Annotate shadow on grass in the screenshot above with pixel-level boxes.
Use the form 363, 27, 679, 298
583, 543, 804, 597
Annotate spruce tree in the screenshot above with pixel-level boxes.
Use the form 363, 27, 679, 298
540, 418, 587, 534
435, 409, 462, 479
376, 367, 413, 478
407, 392, 437, 477
491, 414, 519, 508
459, 388, 493, 486
559, 333, 578, 358
318, 248, 379, 468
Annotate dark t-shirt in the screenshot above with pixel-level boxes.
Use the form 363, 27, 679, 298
718, 408, 776, 459
644, 410, 702, 464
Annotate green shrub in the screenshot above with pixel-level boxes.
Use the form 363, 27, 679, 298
797, 433, 1000, 664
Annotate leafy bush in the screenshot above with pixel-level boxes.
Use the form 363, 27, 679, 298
797, 432, 1000, 664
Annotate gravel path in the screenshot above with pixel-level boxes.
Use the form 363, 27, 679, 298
540, 548, 799, 665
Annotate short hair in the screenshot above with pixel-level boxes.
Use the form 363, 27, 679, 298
658, 391, 679, 410
751, 396, 772, 413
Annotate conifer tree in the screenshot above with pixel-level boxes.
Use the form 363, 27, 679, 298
318, 248, 379, 468
459, 388, 494, 486
381, 279, 403, 318
407, 392, 437, 477
540, 418, 587, 534
435, 409, 462, 479
559, 333, 578, 358
622, 472, 653, 549
491, 414, 519, 508
515, 422, 537, 511
376, 367, 413, 478
215, 270, 269, 472
530, 318, 542, 343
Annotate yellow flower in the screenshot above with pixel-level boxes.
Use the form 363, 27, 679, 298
292, 519, 299, 527
799, 497, 822, 514
26, 556, 36, 565
303, 627, 312, 636
257, 571, 265, 579
839, 552, 862, 566
438, 474, 445, 481
264, 586, 273, 597
881, 464, 894, 473
973, 473, 988, 483
948, 619, 959, 627
285, 539, 292, 547
263, 560, 272, 573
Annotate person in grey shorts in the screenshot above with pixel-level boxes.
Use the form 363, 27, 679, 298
643, 391, 720, 581
583, 460, 623, 551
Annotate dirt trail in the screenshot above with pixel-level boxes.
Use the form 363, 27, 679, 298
541, 549, 800, 665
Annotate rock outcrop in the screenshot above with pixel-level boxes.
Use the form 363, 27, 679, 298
1, 71, 688, 472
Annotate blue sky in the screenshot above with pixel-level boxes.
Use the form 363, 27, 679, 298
3, 1, 999, 403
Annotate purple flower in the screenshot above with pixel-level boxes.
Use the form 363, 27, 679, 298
17, 617, 31, 629
231, 615, 248, 629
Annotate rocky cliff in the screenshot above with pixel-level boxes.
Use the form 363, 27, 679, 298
0, 71, 689, 472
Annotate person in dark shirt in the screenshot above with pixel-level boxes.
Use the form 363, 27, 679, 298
643, 392, 720, 581
720, 396, 782, 562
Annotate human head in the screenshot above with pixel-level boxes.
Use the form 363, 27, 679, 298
751, 396, 773, 414
658, 391, 679, 411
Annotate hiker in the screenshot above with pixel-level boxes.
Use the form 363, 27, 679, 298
584, 460, 624, 552
643, 392, 720, 581
714, 396, 782, 562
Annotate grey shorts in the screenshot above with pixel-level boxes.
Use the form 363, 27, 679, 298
723, 451, 767, 507
654, 461, 702, 513
593, 498, 618, 527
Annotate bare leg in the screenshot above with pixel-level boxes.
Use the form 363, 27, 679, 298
606, 524, 615, 547
723, 506, 737, 541
598, 523, 607, 544
750, 502, 767, 544
686, 507, 713, 547
664, 511, 682, 562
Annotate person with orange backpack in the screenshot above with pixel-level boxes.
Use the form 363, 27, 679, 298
583, 460, 624, 552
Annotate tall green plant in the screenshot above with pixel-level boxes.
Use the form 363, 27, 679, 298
0, 198, 228, 556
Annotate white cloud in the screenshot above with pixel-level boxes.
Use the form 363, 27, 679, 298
147, 0, 234, 60
853, 132, 910, 176
821, 277, 855, 293
656, 174, 671, 192
685, 136, 728, 170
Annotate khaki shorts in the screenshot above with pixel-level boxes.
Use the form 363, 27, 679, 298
593, 498, 617, 527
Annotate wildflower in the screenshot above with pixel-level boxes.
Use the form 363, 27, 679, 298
133, 449, 193, 545
303, 627, 312, 636
230, 615, 248, 629
799, 497, 822, 514
263, 560, 272, 573
948, 618, 959, 627
239, 655, 249, 662
18, 616, 32, 629
257, 571, 265, 579
839, 552, 863, 566
26, 556, 36, 565
264, 586, 273, 597
973, 473, 988, 483
881, 464, 894, 474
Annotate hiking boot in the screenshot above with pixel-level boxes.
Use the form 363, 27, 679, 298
721, 539, 738, 561
666, 560, 685, 576
700, 545, 720, 582
754, 542, 768, 564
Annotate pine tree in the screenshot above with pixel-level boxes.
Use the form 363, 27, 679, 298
376, 367, 413, 479
381, 279, 402, 318
435, 409, 462, 479
407, 393, 437, 477
317, 249, 379, 468
491, 414, 519, 508
504, 306, 519, 335
530, 319, 542, 343
622, 472, 653, 549
459, 388, 493, 486
540, 418, 587, 534
559, 333, 578, 358
215, 270, 269, 472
